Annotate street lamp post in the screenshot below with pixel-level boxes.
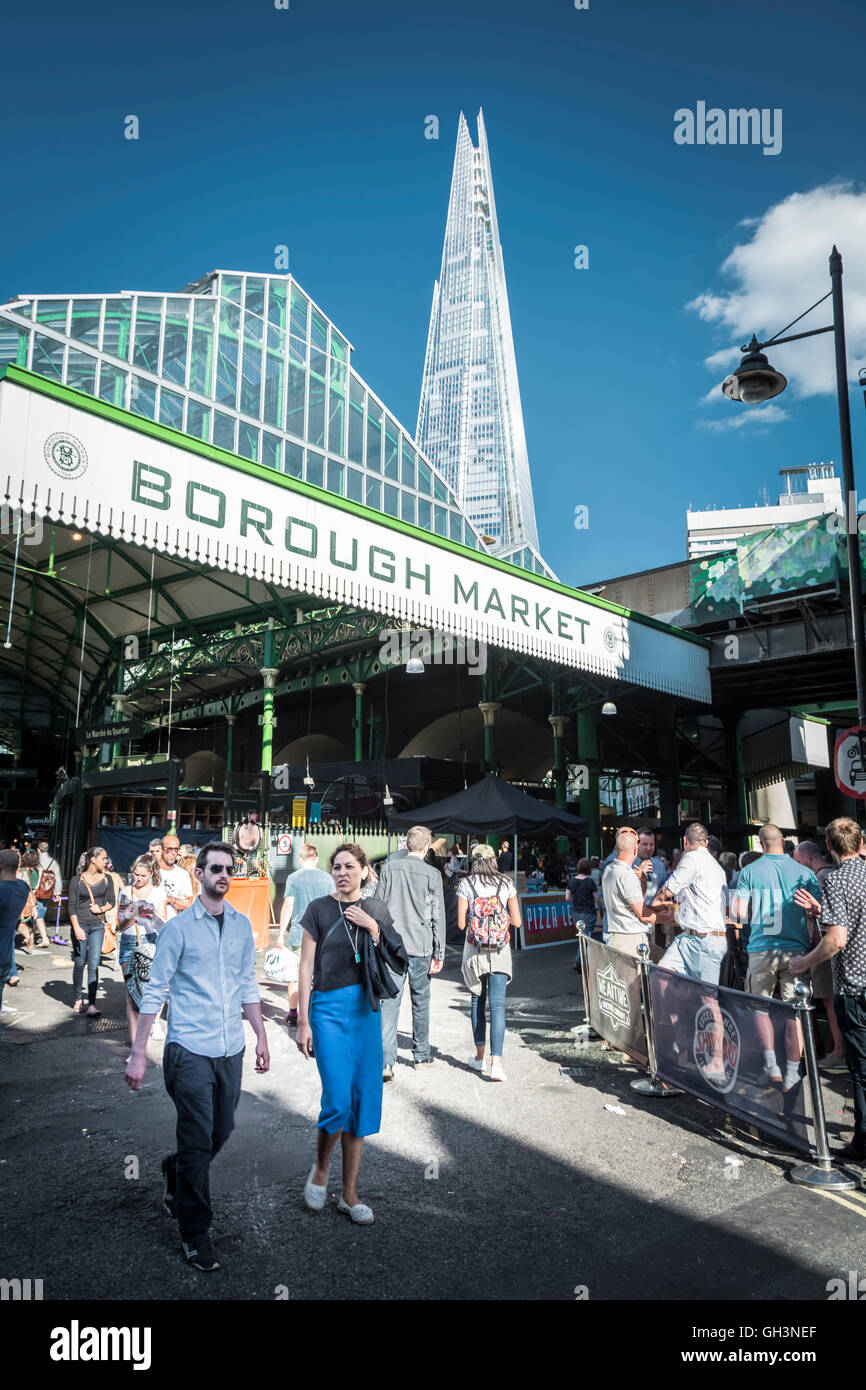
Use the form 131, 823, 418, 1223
722, 246, 866, 732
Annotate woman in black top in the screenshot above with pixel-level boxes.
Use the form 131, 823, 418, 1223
566, 858, 600, 968
68, 846, 116, 1016
296, 842, 404, 1225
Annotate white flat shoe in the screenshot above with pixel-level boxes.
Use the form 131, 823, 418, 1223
304, 1166, 328, 1212
489, 1059, 507, 1082
337, 1196, 374, 1225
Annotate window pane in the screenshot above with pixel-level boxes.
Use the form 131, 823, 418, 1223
35, 300, 68, 330
346, 466, 363, 503
159, 387, 184, 429
189, 299, 215, 395
433, 473, 447, 502
348, 375, 364, 464
331, 331, 347, 362
0, 323, 27, 371
366, 405, 382, 472
327, 459, 344, 495
308, 349, 326, 448
69, 299, 101, 347
401, 440, 416, 489
102, 299, 132, 359
417, 458, 431, 495
263, 349, 284, 427
162, 298, 190, 386
365, 477, 381, 511
310, 308, 327, 353
238, 422, 259, 461
284, 440, 303, 477
245, 276, 265, 318
268, 278, 287, 330
306, 451, 324, 488
449, 512, 462, 542
66, 349, 97, 395
240, 316, 263, 417
384, 418, 399, 480
32, 333, 64, 380
384, 484, 399, 517
215, 301, 239, 406
417, 498, 431, 531
328, 356, 346, 455
98, 362, 126, 407
213, 411, 236, 451
286, 363, 306, 437
434, 505, 447, 537
290, 286, 309, 341
401, 491, 416, 525
261, 431, 281, 470
187, 399, 211, 441
221, 275, 242, 304
132, 297, 163, 373
130, 374, 156, 419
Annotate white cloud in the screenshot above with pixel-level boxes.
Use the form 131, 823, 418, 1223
688, 182, 866, 400
697, 403, 789, 433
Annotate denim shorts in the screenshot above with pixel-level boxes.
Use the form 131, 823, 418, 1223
118, 932, 157, 971
659, 931, 726, 985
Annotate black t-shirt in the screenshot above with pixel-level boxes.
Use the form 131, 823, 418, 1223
0, 879, 30, 935
568, 875, 597, 914
498, 851, 514, 872
69, 874, 116, 928
302, 894, 395, 992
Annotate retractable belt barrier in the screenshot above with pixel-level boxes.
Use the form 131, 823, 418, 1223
576, 929, 857, 1192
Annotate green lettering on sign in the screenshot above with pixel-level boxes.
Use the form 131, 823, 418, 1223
241, 500, 273, 544
131, 460, 171, 511
369, 546, 396, 582
535, 603, 552, 634
557, 611, 573, 641
405, 558, 431, 594
285, 517, 317, 558
186, 480, 226, 527
330, 533, 358, 571
454, 576, 479, 608
511, 596, 530, 626
484, 588, 506, 619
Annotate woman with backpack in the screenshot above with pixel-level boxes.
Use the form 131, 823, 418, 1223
68, 846, 116, 1016
456, 843, 522, 1083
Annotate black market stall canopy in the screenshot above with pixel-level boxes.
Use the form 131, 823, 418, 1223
386, 773, 588, 837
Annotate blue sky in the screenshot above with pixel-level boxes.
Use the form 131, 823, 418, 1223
4, 0, 865, 587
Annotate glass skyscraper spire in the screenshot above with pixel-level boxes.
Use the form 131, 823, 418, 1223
417, 111, 550, 578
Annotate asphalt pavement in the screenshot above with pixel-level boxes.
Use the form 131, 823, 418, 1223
1, 935, 865, 1301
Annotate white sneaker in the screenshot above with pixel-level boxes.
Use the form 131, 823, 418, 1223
758, 1063, 783, 1087
1, 1003, 17, 1014
467, 1055, 486, 1071
489, 1058, 507, 1082
337, 1195, 374, 1225
304, 1165, 328, 1212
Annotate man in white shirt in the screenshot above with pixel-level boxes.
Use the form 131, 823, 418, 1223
601, 827, 657, 957
652, 822, 727, 984
159, 835, 194, 919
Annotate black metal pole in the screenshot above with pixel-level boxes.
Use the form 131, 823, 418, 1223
830, 247, 866, 732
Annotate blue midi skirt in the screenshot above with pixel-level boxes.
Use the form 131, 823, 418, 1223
310, 983, 383, 1138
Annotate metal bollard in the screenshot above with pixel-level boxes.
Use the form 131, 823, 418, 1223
790, 978, 855, 1190
630, 940, 682, 1098
573, 928, 600, 1039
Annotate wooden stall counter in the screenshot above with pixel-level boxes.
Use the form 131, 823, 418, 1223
225, 876, 273, 950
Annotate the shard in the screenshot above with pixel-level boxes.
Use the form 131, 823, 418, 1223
417, 110, 547, 575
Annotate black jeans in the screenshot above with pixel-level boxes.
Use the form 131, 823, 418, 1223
162, 1042, 244, 1239
835, 993, 866, 1149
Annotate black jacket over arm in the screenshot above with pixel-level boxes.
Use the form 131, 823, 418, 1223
360, 917, 408, 1012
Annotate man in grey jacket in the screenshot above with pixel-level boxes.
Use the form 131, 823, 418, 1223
374, 825, 445, 1077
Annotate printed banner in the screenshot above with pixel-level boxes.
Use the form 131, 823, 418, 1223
519, 893, 574, 949
582, 934, 648, 1065
648, 966, 811, 1153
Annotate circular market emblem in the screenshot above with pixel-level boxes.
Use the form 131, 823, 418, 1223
693, 1003, 740, 1094
44, 432, 88, 480
603, 626, 618, 654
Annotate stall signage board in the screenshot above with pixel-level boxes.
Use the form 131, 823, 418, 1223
276, 833, 292, 854
834, 725, 866, 799
79, 719, 146, 744
518, 893, 575, 950
291, 797, 307, 828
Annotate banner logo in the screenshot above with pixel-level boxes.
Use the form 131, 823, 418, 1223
693, 1003, 740, 1093
44, 432, 88, 480
596, 962, 630, 1030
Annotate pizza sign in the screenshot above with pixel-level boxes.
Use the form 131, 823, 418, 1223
833, 725, 866, 800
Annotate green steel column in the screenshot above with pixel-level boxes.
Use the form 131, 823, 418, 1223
224, 713, 236, 829
733, 717, 748, 827
259, 621, 278, 826
549, 714, 569, 854
478, 701, 501, 776
352, 683, 366, 762
577, 707, 601, 857
111, 653, 126, 766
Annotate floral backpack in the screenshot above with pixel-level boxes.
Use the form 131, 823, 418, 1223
466, 881, 510, 950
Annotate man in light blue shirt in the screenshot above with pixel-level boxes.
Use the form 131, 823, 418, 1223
126, 841, 269, 1272
277, 844, 334, 1025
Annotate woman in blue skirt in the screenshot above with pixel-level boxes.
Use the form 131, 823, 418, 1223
296, 843, 406, 1224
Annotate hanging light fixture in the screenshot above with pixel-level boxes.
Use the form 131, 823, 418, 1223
602, 701, 617, 716
303, 755, 315, 789
405, 656, 425, 675
383, 784, 394, 808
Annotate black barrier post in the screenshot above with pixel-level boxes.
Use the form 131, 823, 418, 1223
790, 979, 856, 1191
630, 941, 683, 1098
573, 928, 600, 1039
